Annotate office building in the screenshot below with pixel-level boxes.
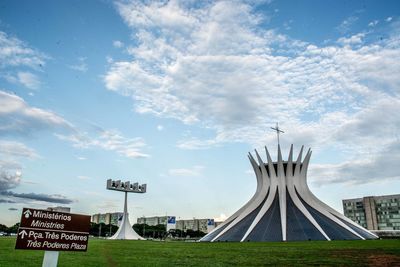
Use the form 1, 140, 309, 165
343, 194, 400, 230
137, 216, 216, 233
91, 212, 124, 226
137, 216, 168, 226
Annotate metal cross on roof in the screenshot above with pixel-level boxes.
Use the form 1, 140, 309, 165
270, 122, 284, 146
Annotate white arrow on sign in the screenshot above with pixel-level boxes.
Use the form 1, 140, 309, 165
23, 209, 32, 219
19, 230, 28, 239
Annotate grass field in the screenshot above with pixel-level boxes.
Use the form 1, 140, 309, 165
1, 237, 400, 266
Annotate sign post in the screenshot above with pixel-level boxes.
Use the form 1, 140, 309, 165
15, 208, 91, 266
42, 251, 59, 267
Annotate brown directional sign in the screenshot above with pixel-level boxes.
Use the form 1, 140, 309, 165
15, 208, 90, 252
19, 208, 90, 232
15, 228, 89, 252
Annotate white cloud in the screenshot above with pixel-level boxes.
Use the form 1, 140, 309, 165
106, 1, 400, 184
1, 72, 18, 84
113, 40, 124, 48
17, 71, 41, 89
310, 140, 400, 186
56, 129, 149, 159
157, 125, 164, 131
332, 97, 400, 145
177, 137, 220, 150
0, 90, 73, 136
368, 20, 379, 27
336, 16, 358, 33
0, 141, 37, 189
69, 57, 88, 72
106, 56, 114, 64
0, 170, 21, 191
0, 140, 38, 159
116, 0, 199, 31
386, 17, 393, 22
337, 33, 365, 45
2, 71, 41, 90
168, 165, 204, 177
0, 159, 21, 170
0, 31, 47, 69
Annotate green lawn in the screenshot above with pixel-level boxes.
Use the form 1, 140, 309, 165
1, 237, 400, 266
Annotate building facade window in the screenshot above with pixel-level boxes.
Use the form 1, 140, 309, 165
343, 194, 400, 231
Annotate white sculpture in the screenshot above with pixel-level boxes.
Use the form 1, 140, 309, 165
107, 179, 146, 240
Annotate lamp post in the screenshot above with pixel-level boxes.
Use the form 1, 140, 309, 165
106, 179, 147, 240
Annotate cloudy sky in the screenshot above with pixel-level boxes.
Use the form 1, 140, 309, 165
0, 0, 399, 226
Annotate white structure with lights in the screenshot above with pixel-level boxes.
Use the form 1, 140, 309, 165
107, 179, 146, 240
200, 145, 378, 242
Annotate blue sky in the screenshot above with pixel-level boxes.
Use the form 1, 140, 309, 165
0, 0, 399, 226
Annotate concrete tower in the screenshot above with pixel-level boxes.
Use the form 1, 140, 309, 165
107, 179, 146, 240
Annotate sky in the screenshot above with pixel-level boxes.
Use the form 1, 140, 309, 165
0, 0, 399, 226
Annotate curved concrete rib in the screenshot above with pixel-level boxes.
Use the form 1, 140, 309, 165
296, 152, 377, 238
286, 145, 330, 240
301, 151, 377, 238
295, 150, 365, 240
211, 150, 269, 241
277, 145, 287, 241
240, 147, 278, 242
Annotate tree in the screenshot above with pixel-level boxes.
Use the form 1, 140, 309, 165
89, 222, 118, 237
185, 229, 206, 238
132, 224, 167, 239
7, 223, 19, 234
0, 224, 8, 233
